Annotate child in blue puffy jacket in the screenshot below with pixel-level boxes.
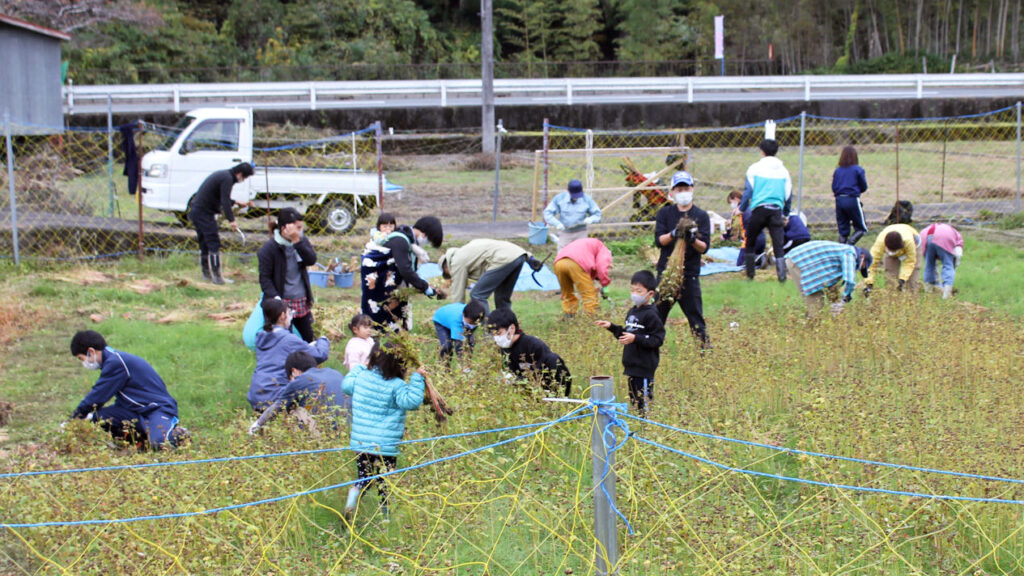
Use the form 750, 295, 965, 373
341, 340, 426, 519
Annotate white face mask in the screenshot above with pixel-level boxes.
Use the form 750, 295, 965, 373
493, 329, 514, 349
416, 234, 429, 246
463, 321, 477, 331
82, 352, 101, 370
885, 250, 899, 258
730, 201, 739, 210
675, 192, 694, 206
630, 293, 649, 306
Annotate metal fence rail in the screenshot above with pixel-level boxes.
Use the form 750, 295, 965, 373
65, 74, 1024, 115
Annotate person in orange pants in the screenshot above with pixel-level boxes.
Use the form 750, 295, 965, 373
552, 237, 612, 317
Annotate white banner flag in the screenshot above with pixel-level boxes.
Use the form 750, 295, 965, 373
714, 16, 724, 60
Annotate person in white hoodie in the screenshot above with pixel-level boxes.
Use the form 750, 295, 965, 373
738, 137, 793, 282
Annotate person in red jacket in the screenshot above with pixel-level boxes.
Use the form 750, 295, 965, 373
552, 237, 612, 317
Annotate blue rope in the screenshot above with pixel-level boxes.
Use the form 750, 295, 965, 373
623, 414, 1024, 486
0, 413, 591, 479
805, 105, 1017, 124
632, 435, 1024, 505
590, 398, 634, 535
0, 405, 589, 528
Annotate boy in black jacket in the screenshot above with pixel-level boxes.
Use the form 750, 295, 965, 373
595, 271, 665, 416
486, 308, 572, 396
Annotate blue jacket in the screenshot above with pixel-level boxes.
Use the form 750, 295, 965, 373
543, 191, 601, 231
249, 327, 330, 410
73, 347, 178, 419
342, 365, 425, 457
740, 156, 792, 215
432, 303, 470, 341
273, 367, 349, 414
831, 165, 868, 197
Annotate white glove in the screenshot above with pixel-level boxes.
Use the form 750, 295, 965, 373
953, 246, 963, 268
248, 422, 260, 436
502, 371, 515, 384
830, 301, 845, 316
59, 420, 67, 432
583, 215, 598, 225
554, 222, 566, 231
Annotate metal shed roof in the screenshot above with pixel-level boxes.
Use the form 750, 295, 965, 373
0, 13, 71, 41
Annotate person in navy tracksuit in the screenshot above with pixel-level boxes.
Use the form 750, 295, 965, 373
68, 330, 187, 449
832, 145, 869, 245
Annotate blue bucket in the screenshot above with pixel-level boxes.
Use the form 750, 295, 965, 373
308, 271, 330, 288
332, 271, 354, 288
528, 221, 549, 245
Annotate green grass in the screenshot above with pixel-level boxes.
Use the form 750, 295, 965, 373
1, 235, 1023, 574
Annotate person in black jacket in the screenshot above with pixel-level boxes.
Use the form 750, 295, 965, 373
188, 162, 254, 284
486, 308, 572, 396
360, 216, 445, 332
595, 270, 665, 416
258, 207, 318, 342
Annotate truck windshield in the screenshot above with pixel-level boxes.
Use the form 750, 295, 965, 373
153, 115, 195, 151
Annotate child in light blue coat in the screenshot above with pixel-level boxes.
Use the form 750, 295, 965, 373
342, 341, 426, 519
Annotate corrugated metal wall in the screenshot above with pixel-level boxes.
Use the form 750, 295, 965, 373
0, 23, 64, 134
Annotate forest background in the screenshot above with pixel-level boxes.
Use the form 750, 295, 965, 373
1, 0, 1022, 84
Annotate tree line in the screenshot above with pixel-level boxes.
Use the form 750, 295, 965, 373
2, 0, 1021, 84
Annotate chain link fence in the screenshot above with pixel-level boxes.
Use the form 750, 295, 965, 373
3, 105, 1022, 262
532, 104, 1023, 245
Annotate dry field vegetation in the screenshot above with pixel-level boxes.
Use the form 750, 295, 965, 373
1, 228, 1023, 574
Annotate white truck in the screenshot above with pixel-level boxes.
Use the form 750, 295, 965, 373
140, 108, 400, 233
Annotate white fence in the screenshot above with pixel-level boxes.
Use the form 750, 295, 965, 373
64, 74, 1024, 115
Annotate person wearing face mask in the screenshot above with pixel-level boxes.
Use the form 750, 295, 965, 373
249, 299, 330, 411
67, 330, 188, 450
431, 300, 487, 362
486, 308, 572, 396
786, 241, 873, 318
360, 216, 445, 332
594, 271, 664, 416
653, 171, 712, 347
863, 223, 921, 296
258, 208, 318, 342
738, 138, 793, 282
543, 179, 603, 249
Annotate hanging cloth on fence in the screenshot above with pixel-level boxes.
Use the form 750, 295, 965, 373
120, 124, 139, 195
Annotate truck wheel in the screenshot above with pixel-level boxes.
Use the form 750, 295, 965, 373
314, 199, 357, 234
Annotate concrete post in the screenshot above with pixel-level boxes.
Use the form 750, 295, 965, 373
796, 111, 806, 215
107, 95, 116, 218
493, 119, 503, 223
590, 375, 619, 575
480, 0, 495, 154
375, 121, 384, 213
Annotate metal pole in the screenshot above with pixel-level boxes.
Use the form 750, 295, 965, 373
542, 118, 550, 208
107, 95, 115, 218
796, 111, 806, 214
480, 0, 495, 154
375, 121, 384, 213
895, 124, 901, 221
940, 122, 948, 203
493, 119, 502, 223
590, 375, 620, 575
4, 111, 20, 266
136, 121, 144, 261
1017, 101, 1021, 213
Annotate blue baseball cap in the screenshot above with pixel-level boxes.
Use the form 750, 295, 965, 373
855, 246, 872, 277
567, 179, 584, 197
670, 171, 694, 188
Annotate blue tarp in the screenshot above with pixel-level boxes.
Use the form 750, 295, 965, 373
701, 247, 744, 275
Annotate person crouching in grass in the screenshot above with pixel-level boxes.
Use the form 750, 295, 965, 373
431, 299, 487, 362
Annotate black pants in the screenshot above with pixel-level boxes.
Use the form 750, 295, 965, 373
656, 275, 709, 346
189, 208, 221, 256
627, 376, 654, 416
745, 206, 785, 258
291, 313, 315, 343
356, 453, 397, 505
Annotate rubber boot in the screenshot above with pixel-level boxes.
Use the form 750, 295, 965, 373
941, 285, 953, 299
344, 486, 361, 521
848, 230, 866, 246
838, 235, 848, 245
775, 256, 787, 283
209, 252, 233, 285
744, 252, 757, 279
200, 253, 212, 282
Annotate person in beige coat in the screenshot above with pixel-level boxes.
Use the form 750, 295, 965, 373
439, 239, 543, 312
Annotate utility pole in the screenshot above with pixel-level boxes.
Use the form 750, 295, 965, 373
481, 0, 496, 154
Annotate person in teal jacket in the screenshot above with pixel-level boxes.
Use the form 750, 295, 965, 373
341, 341, 426, 520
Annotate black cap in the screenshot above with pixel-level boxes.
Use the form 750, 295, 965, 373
414, 216, 443, 248
277, 207, 302, 227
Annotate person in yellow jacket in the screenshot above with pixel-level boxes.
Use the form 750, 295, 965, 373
863, 223, 920, 295
438, 239, 544, 312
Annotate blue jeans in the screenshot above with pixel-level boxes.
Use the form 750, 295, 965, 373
922, 241, 956, 287
434, 321, 475, 361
